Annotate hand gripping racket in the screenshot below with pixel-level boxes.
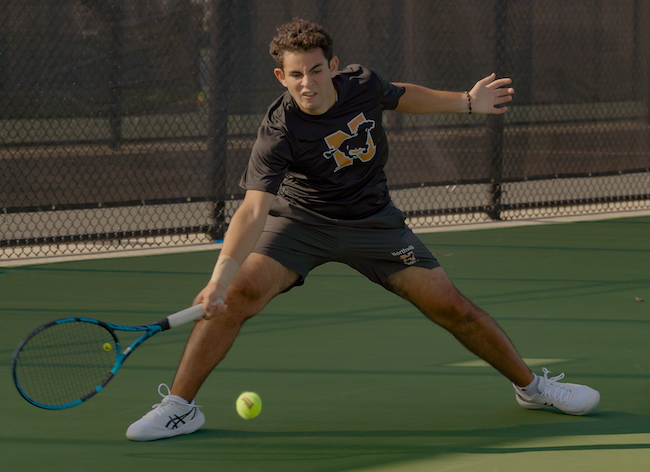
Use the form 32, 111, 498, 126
12, 303, 213, 410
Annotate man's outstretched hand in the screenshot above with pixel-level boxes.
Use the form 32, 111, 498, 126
469, 73, 514, 115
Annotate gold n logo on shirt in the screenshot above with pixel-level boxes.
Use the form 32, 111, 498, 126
323, 113, 376, 171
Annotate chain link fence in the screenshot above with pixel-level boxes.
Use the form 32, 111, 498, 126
2, 0, 649, 260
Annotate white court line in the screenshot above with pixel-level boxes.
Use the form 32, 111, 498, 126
411, 208, 650, 234
447, 358, 569, 368
0, 241, 222, 268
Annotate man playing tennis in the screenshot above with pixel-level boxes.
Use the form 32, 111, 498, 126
127, 19, 599, 441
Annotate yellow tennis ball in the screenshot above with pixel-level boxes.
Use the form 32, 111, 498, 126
236, 392, 262, 419
103, 343, 112, 352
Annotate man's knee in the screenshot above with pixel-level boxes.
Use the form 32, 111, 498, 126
224, 276, 266, 321
444, 294, 482, 326
422, 289, 478, 329
223, 254, 298, 320
388, 267, 483, 329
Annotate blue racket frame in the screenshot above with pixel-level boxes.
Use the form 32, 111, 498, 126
11, 304, 206, 410
12, 317, 170, 410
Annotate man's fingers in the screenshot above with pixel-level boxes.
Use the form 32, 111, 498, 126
478, 72, 497, 86
494, 94, 513, 105
495, 87, 515, 98
202, 298, 226, 320
486, 77, 513, 90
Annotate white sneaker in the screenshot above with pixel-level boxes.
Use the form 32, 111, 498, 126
514, 368, 599, 416
126, 384, 205, 441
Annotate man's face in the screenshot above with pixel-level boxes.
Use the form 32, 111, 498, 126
274, 49, 339, 115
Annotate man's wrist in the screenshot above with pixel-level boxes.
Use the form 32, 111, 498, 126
464, 91, 472, 114
209, 255, 240, 288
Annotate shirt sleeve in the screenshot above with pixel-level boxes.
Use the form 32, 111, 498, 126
239, 122, 293, 195
376, 72, 405, 110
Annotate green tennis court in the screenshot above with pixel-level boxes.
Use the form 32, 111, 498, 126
2, 215, 649, 471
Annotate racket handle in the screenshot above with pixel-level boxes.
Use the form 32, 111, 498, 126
166, 299, 224, 329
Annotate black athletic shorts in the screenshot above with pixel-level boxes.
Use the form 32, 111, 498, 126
252, 215, 440, 290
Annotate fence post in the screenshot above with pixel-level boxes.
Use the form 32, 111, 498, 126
207, 0, 230, 240
487, 0, 508, 220
108, 0, 124, 150
635, 0, 650, 124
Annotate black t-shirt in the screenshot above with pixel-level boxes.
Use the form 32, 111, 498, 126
240, 64, 406, 228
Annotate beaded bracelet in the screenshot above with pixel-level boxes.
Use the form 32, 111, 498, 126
465, 91, 472, 114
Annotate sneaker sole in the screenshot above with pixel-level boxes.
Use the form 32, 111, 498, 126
515, 392, 600, 416
126, 413, 205, 441
127, 429, 201, 442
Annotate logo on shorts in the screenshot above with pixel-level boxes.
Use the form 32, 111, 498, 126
391, 245, 418, 266
323, 113, 376, 172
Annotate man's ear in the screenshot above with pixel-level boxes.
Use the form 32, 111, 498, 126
329, 56, 339, 77
274, 68, 287, 88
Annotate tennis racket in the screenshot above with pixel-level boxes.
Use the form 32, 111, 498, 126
12, 303, 215, 410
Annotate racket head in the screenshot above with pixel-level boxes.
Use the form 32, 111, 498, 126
12, 318, 120, 410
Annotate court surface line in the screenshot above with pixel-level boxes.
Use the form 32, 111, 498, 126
2, 208, 649, 268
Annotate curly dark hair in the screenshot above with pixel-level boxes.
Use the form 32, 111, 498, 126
269, 19, 334, 69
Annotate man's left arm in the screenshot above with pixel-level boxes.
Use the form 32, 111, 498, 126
393, 73, 514, 115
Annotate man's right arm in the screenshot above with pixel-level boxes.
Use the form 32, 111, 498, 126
195, 189, 276, 317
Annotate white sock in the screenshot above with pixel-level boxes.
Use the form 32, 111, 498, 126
519, 374, 540, 395
168, 394, 189, 405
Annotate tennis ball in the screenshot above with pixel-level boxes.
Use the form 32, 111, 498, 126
103, 343, 112, 352
236, 392, 262, 419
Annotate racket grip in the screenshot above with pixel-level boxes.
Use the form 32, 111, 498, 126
166, 299, 223, 329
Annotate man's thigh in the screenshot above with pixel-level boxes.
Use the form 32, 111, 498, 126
385, 265, 468, 320
250, 215, 440, 290
251, 216, 338, 289
340, 225, 440, 287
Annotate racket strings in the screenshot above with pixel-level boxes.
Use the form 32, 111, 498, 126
14, 321, 117, 407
